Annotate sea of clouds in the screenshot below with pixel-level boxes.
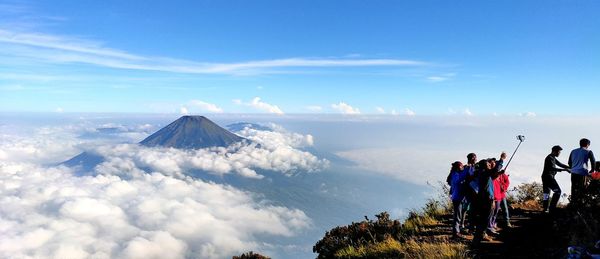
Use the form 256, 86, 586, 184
0, 117, 326, 258
4, 114, 599, 258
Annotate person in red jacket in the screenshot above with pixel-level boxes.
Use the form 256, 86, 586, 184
498, 174, 512, 228
489, 171, 510, 233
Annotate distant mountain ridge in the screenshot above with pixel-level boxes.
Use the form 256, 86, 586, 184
140, 115, 245, 149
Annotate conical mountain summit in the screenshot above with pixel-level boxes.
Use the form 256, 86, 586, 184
140, 115, 245, 149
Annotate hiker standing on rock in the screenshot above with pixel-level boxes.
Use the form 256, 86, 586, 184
448, 161, 467, 238
473, 158, 504, 243
542, 145, 570, 213
463, 153, 478, 233
490, 153, 510, 230
569, 138, 595, 206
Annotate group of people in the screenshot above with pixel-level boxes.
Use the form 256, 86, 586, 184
446, 152, 510, 242
447, 138, 600, 243
542, 138, 598, 213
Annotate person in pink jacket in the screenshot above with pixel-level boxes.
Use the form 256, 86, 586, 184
489, 171, 510, 233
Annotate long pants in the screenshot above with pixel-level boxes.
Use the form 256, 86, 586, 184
463, 189, 477, 231
452, 199, 463, 234
489, 200, 501, 230
571, 174, 587, 206
500, 198, 510, 222
474, 198, 494, 238
543, 174, 562, 211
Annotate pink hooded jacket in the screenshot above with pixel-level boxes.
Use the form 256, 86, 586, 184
493, 173, 510, 201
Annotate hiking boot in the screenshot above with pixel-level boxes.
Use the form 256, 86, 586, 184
482, 233, 494, 242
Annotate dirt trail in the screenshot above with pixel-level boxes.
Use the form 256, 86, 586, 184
418, 208, 570, 258
471, 209, 568, 258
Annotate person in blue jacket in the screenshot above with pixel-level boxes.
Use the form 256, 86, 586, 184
462, 153, 477, 233
568, 138, 595, 206
448, 161, 468, 238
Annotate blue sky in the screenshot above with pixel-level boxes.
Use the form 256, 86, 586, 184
0, 0, 598, 115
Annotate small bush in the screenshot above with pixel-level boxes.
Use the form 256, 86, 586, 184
313, 212, 403, 259
401, 210, 438, 237
232, 251, 270, 259
506, 182, 543, 210
565, 180, 600, 246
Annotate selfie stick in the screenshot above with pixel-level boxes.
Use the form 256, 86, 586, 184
504, 135, 525, 172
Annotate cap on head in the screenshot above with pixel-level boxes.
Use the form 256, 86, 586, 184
552, 145, 563, 152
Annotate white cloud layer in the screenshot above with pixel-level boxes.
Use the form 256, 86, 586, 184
336, 147, 543, 187
331, 102, 360, 115
91, 127, 327, 180
0, 119, 324, 258
0, 162, 310, 259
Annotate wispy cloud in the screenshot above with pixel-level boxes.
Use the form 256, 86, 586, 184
188, 100, 224, 113
463, 108, 473, 116
0, 29, 140, 59
426, 73, 456, 82
0, 29, 429, 76
331, 102, 361, 115
234, 97, 284, 115
404, 108, 416, 116
179, 106, 189, 115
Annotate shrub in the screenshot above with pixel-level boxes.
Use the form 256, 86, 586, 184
313, 212, 403, 259
314, 183, 466, 259
232, 251, 271, 259
506, 182, 543, 209
401, 210, 439, 237
565, 179, 600, 246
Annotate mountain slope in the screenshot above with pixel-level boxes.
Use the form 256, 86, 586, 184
140, 115, 245, 149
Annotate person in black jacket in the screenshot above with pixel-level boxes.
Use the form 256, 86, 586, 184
542, 145, 571, 213
473, 158, 504, 243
